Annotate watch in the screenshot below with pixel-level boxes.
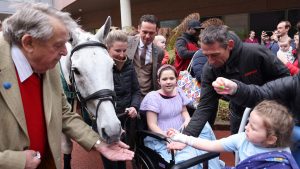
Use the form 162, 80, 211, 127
94, 139, 102, 149
96, 139, 101, 145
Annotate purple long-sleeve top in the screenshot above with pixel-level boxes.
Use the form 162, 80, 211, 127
140, 88, 190, 132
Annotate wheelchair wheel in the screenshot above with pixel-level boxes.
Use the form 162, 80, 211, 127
133, 148, 155, 169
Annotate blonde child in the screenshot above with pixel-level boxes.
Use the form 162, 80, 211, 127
277, 38, 295, 63
168, 100, 296, 167
154, 35, 169, 64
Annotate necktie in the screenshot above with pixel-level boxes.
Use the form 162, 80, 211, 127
140, 45, 147, 65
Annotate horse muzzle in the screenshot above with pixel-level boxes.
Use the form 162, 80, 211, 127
100, 123, 122, 144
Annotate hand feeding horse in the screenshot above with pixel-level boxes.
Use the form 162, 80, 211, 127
60, 16, 122, 169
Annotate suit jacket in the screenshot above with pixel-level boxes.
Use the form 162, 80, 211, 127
0, 35, 99, 169
126, 36, 164, 91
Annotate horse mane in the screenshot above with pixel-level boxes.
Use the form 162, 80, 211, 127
69, 28, 99, 46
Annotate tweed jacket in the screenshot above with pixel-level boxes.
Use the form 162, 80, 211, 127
126, 36, 164, 91
0, 35, 99, 169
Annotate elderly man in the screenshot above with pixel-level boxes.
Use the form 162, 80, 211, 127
0, 3, 133, 169
126, 14, 164, 97
182, 25, 290, 138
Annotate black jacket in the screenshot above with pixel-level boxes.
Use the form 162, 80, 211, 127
184, 32, 290, 137
229, 74, 300, 124
175, 33, 199, 59
113, 58, 141, 114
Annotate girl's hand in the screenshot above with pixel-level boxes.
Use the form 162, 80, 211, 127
166, 142, 177, 154
167, 128, 177, 138
212, 77, 237, 95
167, 141, 187, 151
167, 128, 187, 143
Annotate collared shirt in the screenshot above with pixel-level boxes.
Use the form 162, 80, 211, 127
11, 45, 33, 83
138, 39, 152, 65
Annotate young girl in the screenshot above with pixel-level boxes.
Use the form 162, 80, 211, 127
140, 64, 223, 169
168, 100, 297, 168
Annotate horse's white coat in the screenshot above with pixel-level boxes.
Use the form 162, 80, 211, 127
60, 17, 121, 143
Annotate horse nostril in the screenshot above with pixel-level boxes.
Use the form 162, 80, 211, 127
121, 130, 126, 140
101, 128, 108, 142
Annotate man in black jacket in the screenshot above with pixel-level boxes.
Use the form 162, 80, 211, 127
183, 25, 290, 137
212, 74, 299, 124
212, 74, 300, 166
191, 18, 224, 83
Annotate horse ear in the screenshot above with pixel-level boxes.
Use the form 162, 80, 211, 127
95, 16, 111, 42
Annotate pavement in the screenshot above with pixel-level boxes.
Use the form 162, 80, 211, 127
61, 141, 103, 169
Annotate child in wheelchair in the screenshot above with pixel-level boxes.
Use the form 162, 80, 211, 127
140, 64, 223, 169
168, 100, 299, 169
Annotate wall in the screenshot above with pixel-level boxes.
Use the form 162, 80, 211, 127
53, 0, 76, 10
68, 0, 300, 31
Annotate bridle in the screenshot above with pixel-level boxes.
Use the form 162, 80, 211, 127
69, 41, 116, 122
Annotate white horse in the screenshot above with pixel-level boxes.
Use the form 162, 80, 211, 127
60, 16, 122, 146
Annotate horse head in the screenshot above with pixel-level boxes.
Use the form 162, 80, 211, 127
61, 16, 122, 144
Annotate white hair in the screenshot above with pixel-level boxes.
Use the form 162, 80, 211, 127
154, 35, 166, 43
2, 3, 79, 45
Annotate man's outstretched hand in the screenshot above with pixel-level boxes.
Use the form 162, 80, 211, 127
212, 77, 238, 95
94, 140, 134, 161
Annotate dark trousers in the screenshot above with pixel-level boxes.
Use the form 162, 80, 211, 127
101, 155, 126, 169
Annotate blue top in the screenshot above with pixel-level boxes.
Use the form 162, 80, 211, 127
219, 132, 290, 162
269, 42, 280, 55
191, 49, 208, 83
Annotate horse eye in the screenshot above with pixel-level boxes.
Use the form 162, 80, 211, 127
72, 67, 81, 75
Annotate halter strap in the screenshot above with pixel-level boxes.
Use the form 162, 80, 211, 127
70, 41, 107, 57
84, 89, 116, 102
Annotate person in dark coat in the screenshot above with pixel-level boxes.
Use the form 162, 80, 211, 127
191, 18, 225, 83
103, 30, 141, 169
191, 50, 208, 83
212, 73, 300, 166
182, 25, 290, 140
174, 19, 201, 74
212, 23, 300, 166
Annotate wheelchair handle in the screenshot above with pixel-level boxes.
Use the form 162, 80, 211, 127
171, 152, 220, 169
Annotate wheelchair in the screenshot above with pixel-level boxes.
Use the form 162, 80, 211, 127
130, 114, 220, 169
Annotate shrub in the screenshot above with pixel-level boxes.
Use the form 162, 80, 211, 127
217, 99, 230, 122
